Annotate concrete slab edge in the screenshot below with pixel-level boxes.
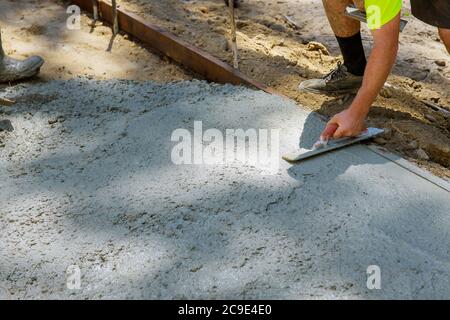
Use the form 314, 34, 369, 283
307, 106, 450, 193
366, 144, 450, 193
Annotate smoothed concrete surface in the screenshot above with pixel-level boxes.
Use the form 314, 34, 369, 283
1, 79, 450, 299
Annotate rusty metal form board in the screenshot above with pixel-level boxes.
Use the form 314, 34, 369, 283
71, 0, 277, 94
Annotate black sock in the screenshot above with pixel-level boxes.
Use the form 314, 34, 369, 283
335, 32, 366, 76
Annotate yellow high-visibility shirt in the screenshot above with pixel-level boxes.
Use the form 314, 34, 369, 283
365, 0, 402, 29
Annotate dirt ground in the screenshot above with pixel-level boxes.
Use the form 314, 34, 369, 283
113, 0, 450, 179
1, 0, 449, 178
0, 0, 192, 82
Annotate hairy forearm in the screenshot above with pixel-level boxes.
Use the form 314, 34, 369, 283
349, 43, 398, 116
349, 16, 400, 118
322, 15, 401, 139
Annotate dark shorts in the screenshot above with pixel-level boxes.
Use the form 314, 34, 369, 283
411, 0, 450, 29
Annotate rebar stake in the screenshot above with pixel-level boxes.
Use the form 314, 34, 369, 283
92, 0, 99, 21
0, 28, 4, 58
111, 0, 119, 35
228, 1, 239, 69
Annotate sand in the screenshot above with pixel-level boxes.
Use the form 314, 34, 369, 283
0, 0, 192, 82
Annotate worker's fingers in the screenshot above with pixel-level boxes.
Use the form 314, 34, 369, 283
333, 126, 368, 139
332, 126, 347, 139
320, 123, 339, 140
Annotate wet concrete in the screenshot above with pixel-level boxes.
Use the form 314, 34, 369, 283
1, 79, 450, 299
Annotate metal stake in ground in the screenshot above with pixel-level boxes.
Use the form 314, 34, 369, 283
111, 0, 119, 35
228, 1, 239, 69
92, 0, 99, 21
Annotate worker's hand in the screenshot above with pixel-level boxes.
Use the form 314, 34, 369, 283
320, 123, 338, 141
321, 108, 367, 140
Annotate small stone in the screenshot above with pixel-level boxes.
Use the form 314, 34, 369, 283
382, 127, 392, 137
380, 87, 393, 98
0, 119, 14, 132
48, 118, 58, 125
298, 70, 307, 78
415, 148, 429, 161
236, 20, 248, 28
435, 60, 446, 67
374, 137, 387, 144
220, 38, 229, 51
425, 114, 437, 122
190, 265, 203, 272
307, 41, 329, 55
270, 23, 286, 33
198, 6, 209, 14
407, 140, 418, 150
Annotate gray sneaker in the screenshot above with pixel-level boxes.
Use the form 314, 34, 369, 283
298, 62, 363, 94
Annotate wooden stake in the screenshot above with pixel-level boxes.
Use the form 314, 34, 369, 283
228, 1, 239, 69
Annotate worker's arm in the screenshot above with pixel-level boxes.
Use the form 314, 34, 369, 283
322, 14, 401, 139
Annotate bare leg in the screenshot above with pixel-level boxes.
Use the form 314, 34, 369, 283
298, 0, 367, 93
438, 28, 450, 54
323, 0, 367, 76
322, 0, 360, 37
